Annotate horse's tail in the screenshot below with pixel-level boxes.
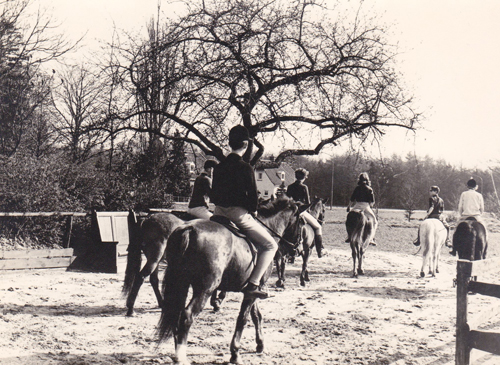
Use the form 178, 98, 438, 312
122, 221, 143, 297
157, 226, 192, 343
349, 211, 367, 246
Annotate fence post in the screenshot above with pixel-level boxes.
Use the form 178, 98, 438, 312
63, 215, 74, 248
456, 260, 471, 365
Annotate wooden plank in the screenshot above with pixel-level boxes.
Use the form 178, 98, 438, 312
457, 260, 473, 278
457, 260, 472, 365
0, 212, 87, 217
469, 330, 500, 356
0, 257, 74, 270
0, 248, 74, 259
468, 281, 500, 300
470, 257, 500, 277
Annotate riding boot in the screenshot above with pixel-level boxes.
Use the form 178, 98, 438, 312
243, 282, 269, 299
445, 227, 451, 247
315, 234, 324, 258
413, 231, 420, 246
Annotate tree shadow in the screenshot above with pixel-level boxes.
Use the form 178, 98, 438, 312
0, 303, 147, 317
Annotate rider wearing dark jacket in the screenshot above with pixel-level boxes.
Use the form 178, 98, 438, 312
210, 125, 277, 300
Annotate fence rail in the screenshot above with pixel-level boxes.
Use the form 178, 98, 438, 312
456, 258, 500, 364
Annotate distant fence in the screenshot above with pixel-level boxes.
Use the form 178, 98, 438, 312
0, 209, 177, 272
456, 258, 500, 364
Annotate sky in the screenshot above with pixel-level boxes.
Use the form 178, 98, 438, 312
30, 0, 500, 169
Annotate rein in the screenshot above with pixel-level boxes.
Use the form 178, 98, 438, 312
254, 215, 303, 250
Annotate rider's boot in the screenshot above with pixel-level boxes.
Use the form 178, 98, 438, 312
315, 234, 325, 258
243, 282, 269, 299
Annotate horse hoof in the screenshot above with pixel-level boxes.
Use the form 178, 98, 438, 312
420, 272, 425, 278
436, 268, 440, 274
126, 309, 135, 317
352, 273, 358, 278
275, 280, 285, 289
304, 273, 310, 281
230, 354, 242, 364
256, 343, 264, 353
300, 280, 306, 287
358, 270, 364, 275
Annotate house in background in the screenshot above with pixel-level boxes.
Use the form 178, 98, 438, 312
255, 160, 295, 200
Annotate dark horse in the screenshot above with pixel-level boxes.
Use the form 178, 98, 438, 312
157, 197, 308, 365
275, 197, 326, 288
122, 212, 186, 317
452, 217, 488, 261
345, 209, 375, 277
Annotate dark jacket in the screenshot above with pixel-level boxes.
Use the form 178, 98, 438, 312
350, 184, 375, 204
210, 153, 258, 212
188, 172, 211, 209
286, 181, 310, 205
428, 196, 444, 218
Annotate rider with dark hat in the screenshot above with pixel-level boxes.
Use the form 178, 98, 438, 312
451, 177, 486, 255
286, 168, 326, 258
413, 185, 451, 247
210, 125, 277, 299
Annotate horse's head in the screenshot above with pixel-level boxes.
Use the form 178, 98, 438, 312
310, 196, 326, 225
258, 197, 308, 254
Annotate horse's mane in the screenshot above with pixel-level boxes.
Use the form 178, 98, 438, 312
257, 196, 297, 218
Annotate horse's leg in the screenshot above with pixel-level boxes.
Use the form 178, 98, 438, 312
230, 298, 256, 364
358, 247, 364, 275
275, 254, 286, 288
176, 290, 212, 365
210, 290, 227, 312
300, 243, 310, 286
250, 302, 264, 353
420, 247, 429, 278
150, 267, 163, 308
351, 243, 358, 278
126, 255, 161, 316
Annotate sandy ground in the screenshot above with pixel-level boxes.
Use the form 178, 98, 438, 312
1, 212, 500, 364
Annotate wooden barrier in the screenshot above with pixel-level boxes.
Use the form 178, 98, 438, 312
456, 258, 500, 364
0, 248, 74, 270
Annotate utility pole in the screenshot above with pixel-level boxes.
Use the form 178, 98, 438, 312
489, 168, 500, 208
330, 159, 334, 210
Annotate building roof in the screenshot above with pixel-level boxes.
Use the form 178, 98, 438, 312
256, 160, 295, 186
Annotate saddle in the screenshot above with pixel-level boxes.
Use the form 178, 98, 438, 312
210, 215, 258, 261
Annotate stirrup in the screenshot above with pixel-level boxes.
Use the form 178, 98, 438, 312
243, 283, 269, 300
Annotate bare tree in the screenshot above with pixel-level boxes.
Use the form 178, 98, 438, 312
52, 65, 107, 163
0, 0, 77, 156
111, 0, 417, 164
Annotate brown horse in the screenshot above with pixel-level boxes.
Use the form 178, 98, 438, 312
122, 212, 185, 317
275, 197, 326, 288
345, 209, 375, 277
453, 217, 488, 261
157, 197, 307, 364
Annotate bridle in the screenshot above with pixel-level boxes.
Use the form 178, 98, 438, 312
255, 209, 305, 252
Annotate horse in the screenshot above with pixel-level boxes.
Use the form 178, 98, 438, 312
345, 208, 375, 278
274, 197, 326, 288
452, 217, 488, 261
156, 197, 308, 365
415, 218, 448, 278
122, 212, 186, 317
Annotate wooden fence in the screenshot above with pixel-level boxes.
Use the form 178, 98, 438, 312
456, 258, 500, 364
